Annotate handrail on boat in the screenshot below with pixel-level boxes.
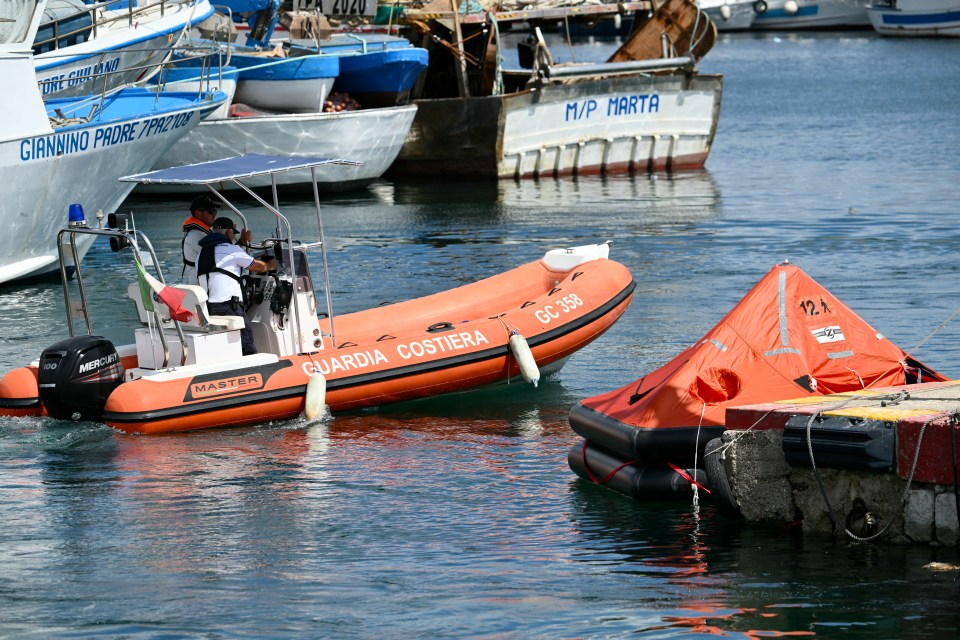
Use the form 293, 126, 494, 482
41, 44, 223, 127
403, 1, 652, 24
343, 32, 370, 54
57, 224, 190, 369
544, 55, 696, 79
33, 0, 192, 53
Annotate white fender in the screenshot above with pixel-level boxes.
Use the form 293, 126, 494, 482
784, 0, 799, 14
720, 4, 732, 19
509, 331, 540, 387
303, 372, 327, 421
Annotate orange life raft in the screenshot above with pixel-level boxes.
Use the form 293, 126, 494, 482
567, 262, 947, 499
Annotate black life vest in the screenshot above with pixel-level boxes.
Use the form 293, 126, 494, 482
197, 233, 247, 304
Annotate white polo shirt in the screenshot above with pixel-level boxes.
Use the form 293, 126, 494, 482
199, 243, 255, 303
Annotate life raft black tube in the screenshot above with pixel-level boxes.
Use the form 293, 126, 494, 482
568, 402, 725, 466
567, 440, 709, 500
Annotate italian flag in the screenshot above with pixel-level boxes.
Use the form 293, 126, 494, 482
135, 261, 194, 323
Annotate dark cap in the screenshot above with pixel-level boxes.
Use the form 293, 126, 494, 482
190, 194, 220, 213
211, 216, 237, 232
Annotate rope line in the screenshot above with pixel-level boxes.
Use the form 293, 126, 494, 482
804, 400, 958, 543
580, 440, 636, 485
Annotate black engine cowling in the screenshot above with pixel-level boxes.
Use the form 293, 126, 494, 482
37, 336, 124, 421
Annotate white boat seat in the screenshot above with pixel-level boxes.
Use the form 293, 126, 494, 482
126, 282, 246, 332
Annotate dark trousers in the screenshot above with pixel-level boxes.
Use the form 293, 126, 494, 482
208, 298, 257, 356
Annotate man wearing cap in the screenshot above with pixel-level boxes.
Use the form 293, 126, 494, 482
197, 216, 277, 356
181, 195, 219, 285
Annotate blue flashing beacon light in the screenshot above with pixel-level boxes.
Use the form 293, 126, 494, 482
68, 203, 86, 228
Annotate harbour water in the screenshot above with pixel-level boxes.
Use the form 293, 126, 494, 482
2, 30, 960, 638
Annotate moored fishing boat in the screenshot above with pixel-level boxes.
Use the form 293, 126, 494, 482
34, 0, 215, 99
203, 1, 429, 108
140, 100, 418, 191
390, 0, 722, 179
866, 0, 960, 36
176, 41, 341, 113
0, 154, 636, 434
699, 0, 760, 30
283, 34, 429, 109
136, 36, 418, 192
749, 0, 870, 28
0, 0, 227, 285
567, 262, 946, 500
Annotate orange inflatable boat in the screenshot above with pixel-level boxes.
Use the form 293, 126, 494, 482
0, 155, 635, 434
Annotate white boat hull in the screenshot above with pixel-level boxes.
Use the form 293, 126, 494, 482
392, 74, 722, 179
752, 0, 870, 27
867, 0, 960, 35
0, 103, 209, 283
700, 0, 758, 29
34, 0, 214, 99
142, 104, 418, 192
233, 77, 337, 114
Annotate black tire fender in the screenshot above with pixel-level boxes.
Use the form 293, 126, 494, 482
705, 437, 742, 519
753, 0, 768, 13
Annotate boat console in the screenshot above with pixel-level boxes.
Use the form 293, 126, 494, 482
242, 241, 324, 358
120, 242, 324, 372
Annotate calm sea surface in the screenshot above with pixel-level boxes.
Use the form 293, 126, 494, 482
2, 31, 960, 639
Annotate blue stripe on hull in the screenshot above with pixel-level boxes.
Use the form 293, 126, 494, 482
757, 4, 820, 18
883, 9, 960, 23
335, 49, 429, 94
227, 53, 339, 81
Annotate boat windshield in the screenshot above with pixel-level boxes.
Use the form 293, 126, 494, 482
0, 0, 42, 46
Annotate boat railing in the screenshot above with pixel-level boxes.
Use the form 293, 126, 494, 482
543, 55, 697, 80
57, 217, 191, 369
342, 32, 370, 54
402, 1, 653, 25
42, 45, 223, 129
207, 4, 237, 43
158, 41, 340, 89
33, 0, 197, 54
150, 43, 231, 92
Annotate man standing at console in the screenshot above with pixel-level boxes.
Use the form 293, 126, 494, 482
197, 217, 277, 356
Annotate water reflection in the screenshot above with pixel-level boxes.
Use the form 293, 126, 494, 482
499, 171, 719, 218
389, 171, 720, 223
0, 285, 65, 368
567, 474, 960, 638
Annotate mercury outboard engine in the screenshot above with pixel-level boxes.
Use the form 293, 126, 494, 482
37, 336, 124, 421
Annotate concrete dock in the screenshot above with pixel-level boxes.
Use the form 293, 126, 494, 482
709, 380, 960, 545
